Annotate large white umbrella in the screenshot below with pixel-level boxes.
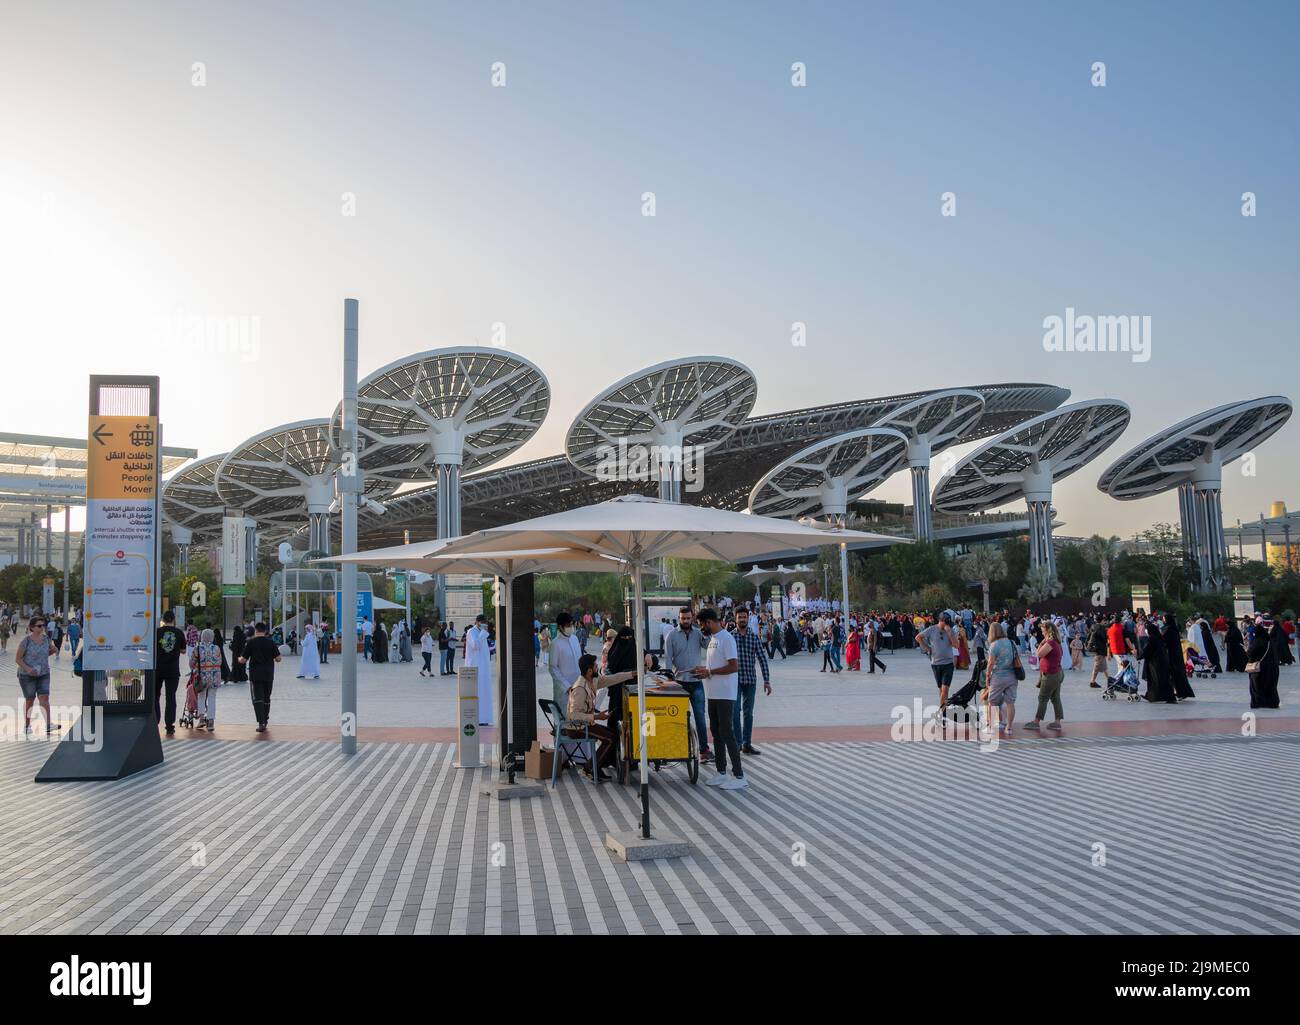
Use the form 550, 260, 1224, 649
318, 544, 623, 783
434, 494, 907, 841
425, 548, 625, 785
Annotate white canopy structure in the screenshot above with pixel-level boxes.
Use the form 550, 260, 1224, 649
1097, 396, 1293, 589
329, 347, 551, 611
874, 389, 986, 542
933, 400, 1131, 575
433, 493, 905, 847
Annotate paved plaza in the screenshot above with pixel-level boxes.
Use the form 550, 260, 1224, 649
1, 642, 1297, 935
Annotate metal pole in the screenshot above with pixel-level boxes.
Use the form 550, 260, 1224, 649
633, 560, 650, 839
839, 541, 849, 619
341, 298, 360, 756
62, 505, 70, 622
504, 573, 516, 783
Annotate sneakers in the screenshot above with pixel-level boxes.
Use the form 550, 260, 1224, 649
720, 776, 750, 791
705, 773, 728, 787
255, 723, 267, 733
1023, 721, 1041, 730
1047, 721, 1062, 731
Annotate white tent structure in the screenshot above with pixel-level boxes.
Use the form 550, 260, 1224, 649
319, 543, 623, 789
434, 494, 906, 851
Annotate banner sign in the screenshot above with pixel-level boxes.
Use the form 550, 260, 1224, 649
393, 572, 407, 604
1233, 585, 1255, 620
43, 577, 55, 614
0, 473, 85, 499
445, 573, 484, 623
221, 513, 246, 586
337, 589, 374, 631
83, 414, 158, 671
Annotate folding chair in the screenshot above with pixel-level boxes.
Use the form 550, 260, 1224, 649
538, 699, 600, 787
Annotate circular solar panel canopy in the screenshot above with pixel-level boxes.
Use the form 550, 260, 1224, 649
933, 400, 1131, 513
873, 388, 986, 541
874, 389, 986, 462
162, 453, 227, 541
330, 347, 551, 483
748, 428, 909, 523
217, 419, 393, 539
933, 399, 1130, 574
1097, 396, 1293, 499
565, 357, 757, 500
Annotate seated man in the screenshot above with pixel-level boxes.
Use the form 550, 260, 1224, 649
565, 654, 636, 780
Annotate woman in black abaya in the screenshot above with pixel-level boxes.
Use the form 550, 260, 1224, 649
229, 625, 247, 683
1247, 618, 1281, 709
1197, 617, 1222, 673
1224, 618, 1247, 672
604, 626, 637, 768
1163, 612, 1195, 699
372, 621, 389, 664
1141, 615, 1175, 703
1273, 617, 1295, 666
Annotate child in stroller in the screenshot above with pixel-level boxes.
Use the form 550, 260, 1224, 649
1103, 655, 1141, 701
1185, 645, 1217, 679
942, 656, 986, 722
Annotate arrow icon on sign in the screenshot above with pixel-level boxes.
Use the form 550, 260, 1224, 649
92, 423, 113, 446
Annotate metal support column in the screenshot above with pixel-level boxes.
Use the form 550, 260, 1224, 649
340, 298, 361, 757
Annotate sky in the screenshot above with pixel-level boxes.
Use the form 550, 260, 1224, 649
2, 0, 1297, 539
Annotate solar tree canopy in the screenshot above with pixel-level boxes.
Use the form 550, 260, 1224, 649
564, 356, 758, 482
329, 347, 551, 483
748, 427, 910, 522
1097, 396, 1293, 499
873, 388, 986, 459
161, 453, 227, 541
932, 399, 1132, 514
216, 419, 394, 539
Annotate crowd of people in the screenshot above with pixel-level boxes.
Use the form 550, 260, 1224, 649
4, 592, 1290, 753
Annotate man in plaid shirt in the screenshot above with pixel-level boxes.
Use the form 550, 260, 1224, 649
730, 606, 771, 755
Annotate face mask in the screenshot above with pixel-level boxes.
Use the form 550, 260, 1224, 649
563, 626, 574, 637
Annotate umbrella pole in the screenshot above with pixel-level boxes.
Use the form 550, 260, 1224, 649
633, 561, 650, 839
505, 574, 516, 784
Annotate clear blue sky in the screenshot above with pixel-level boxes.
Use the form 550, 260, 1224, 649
2, 0, 1296, 536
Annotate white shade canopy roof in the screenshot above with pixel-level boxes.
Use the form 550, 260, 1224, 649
432, 494, 907, 566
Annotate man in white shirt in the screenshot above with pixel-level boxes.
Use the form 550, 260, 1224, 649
548, 611, 583, 711
692, 607, 746, 791
465, 614, 494, 726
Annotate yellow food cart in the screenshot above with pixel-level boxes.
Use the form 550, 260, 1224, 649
620, 685, 699, 785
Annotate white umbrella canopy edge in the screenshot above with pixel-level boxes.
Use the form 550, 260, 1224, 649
431, 495, 910, 842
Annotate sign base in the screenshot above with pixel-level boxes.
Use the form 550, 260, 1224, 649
604, 830, 690, 862
35, 710, 163, 783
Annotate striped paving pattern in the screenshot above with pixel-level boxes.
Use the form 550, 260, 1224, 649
0, 732, 1296, 934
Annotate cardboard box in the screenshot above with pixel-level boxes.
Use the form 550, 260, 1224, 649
524, 741, 554, 780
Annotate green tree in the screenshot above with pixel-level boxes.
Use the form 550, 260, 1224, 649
1054, 544, 1099, 598
1082, 534, 1122, 602
1018, 564, 1062, 603
958, 546, 1007, 613
1138, 522, 1183, 597
665, 558, 735, 600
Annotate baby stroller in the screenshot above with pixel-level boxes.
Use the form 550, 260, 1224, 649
1185, 647, 1217, 679
1103, 656, 1141, 701
942, 657, 986, 723
178, 663, 200, 728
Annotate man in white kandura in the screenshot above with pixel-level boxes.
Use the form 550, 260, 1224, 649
466, 613, 495, 726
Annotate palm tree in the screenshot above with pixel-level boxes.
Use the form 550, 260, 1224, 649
1082, 534, 1122, 602
1018, 564, 1063, 603
958, 546, 1007, 613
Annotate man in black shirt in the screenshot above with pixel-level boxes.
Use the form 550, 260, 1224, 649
238, 621, 282, 732
156, 610, 187, 736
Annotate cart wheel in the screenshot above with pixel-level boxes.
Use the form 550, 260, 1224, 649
619, 731, 631, 785
688, 755, 699, 784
